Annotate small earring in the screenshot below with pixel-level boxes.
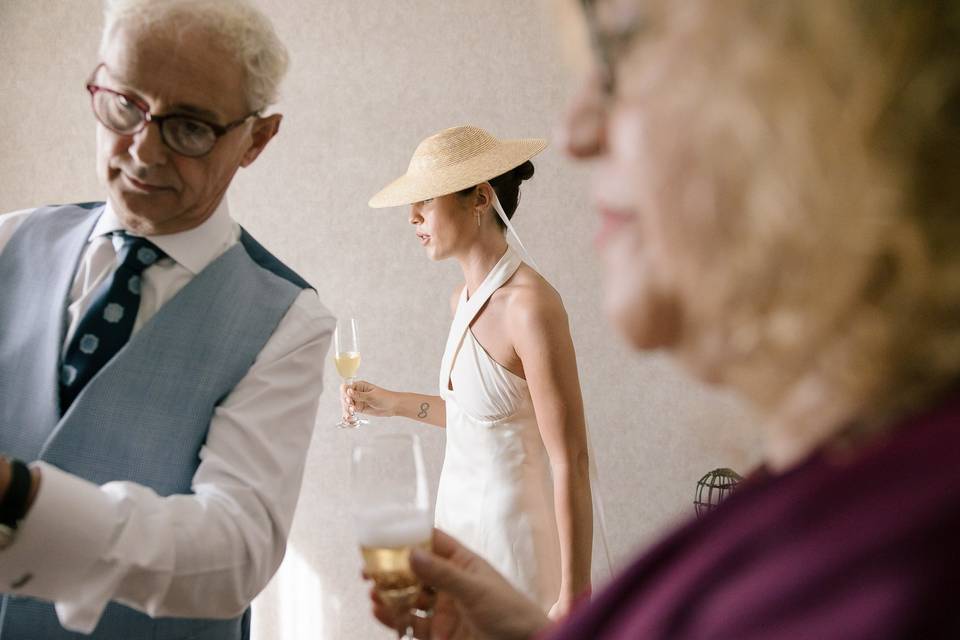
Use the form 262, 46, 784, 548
476, 212, 481, 228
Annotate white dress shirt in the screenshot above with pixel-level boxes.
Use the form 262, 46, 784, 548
0, 199, 333, 633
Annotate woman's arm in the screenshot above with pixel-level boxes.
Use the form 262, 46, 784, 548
389, 389, 447, 428
342, 381, 446, 428
340, 284, 463, 430
509, 287, 594, 616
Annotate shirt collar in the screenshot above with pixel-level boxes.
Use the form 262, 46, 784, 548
92, 198, 237, 275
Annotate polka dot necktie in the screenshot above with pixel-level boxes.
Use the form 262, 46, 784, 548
59, 232, 167, 412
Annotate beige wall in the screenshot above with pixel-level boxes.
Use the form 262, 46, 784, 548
0, 1, 762, 638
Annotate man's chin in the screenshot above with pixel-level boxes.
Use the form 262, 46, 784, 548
111, 189, 179, 232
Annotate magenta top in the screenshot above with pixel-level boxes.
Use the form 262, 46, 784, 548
546, 392, 960, 639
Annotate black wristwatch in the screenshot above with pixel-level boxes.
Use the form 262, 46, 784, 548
0, 458, 32, 550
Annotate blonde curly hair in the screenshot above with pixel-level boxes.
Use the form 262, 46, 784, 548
616, 0, 960, 435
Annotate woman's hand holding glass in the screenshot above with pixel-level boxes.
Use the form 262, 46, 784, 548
369, 528, 550, 640
340, 380, 397, 422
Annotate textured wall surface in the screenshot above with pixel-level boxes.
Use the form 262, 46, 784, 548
0, 2, 762, 638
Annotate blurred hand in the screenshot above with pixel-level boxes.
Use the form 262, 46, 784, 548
369, 529, 550, 640
340, 380, 395, 421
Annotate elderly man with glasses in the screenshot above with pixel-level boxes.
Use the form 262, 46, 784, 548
0, 1, 333, 638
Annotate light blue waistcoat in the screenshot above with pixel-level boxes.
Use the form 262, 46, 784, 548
0, 203, 311, 640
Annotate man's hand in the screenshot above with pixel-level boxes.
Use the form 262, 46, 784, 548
0, 457, 42, 510
369, 529, 551, 640
0, 457, 9, 501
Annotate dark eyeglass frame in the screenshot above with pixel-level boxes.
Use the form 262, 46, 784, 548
85, 64, 259, 157
579, 0, 646, 98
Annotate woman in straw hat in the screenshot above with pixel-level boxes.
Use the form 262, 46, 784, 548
342, 125, 593, 616
369, 0, 960, 638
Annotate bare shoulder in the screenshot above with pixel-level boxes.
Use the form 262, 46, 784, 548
504, 264, 568, 332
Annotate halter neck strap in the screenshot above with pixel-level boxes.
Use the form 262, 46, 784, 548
491, 192, 540, 273
438, 246, 522, 393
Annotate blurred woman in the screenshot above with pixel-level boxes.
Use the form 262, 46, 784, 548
371, 0, 960, 637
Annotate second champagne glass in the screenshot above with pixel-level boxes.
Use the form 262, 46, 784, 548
334, 317, 368, 428
352, 433, 433, 639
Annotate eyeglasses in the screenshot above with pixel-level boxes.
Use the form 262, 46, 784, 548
580, 0, 646, 98
85, 65, 259, 157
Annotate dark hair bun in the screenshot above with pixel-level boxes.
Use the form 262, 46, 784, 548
488, 160, 536, 223
512, 160, 535, 182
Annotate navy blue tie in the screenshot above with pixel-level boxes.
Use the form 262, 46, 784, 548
59, 232, 167, 412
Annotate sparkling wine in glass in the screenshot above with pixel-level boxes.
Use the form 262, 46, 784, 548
352, 433, 433, 638
335, 317, 368, 428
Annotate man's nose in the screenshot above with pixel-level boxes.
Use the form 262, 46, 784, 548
129, 121, 169, 167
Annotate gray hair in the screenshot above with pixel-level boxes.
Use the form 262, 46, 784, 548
99, 0, 290, 111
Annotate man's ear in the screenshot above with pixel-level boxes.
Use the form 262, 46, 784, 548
240, 113, 282, 167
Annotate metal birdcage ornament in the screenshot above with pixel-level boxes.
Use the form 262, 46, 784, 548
694, 468, 743, 518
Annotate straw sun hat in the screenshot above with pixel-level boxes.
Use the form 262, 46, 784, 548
368, 125, 547, 208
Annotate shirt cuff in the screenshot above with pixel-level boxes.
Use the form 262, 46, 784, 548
0, 461, 119, 633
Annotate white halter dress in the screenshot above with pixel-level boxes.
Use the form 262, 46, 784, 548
434, 246, 562, 611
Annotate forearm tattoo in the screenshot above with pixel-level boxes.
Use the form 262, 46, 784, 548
418, 402, 430, 419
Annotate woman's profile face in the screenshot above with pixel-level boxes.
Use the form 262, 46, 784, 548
408, 192, 474, 261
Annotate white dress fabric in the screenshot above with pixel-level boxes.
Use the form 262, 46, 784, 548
434, 246, 562, 611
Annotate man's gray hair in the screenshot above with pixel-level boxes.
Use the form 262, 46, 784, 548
100, 0, 290, 112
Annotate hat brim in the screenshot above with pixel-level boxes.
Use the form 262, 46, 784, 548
368, 138, 548, 208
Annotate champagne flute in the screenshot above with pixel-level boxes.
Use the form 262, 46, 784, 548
334, 317, 368, 428
352, 433, 433, 639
